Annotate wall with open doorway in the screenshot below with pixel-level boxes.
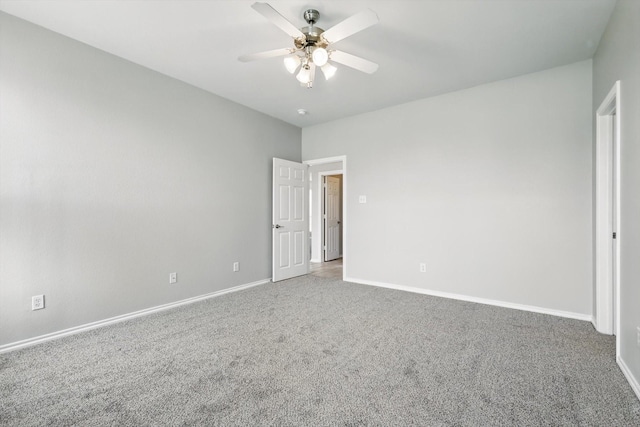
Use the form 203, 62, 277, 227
303, 60, 593, 319
592, 0, 640, 399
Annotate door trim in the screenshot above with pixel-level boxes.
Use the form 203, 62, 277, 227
304, 156, 347, 281
309, 169, 342, 263
322, 174, 342, 262
594, 81, 620, 347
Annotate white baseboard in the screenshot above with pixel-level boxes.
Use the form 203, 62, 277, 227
0, 278, 271, 354
310, 258, 321, 263
344, 276, 593, 322
618, 356, 640, 402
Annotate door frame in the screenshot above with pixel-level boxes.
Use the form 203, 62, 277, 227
304, 156, 347, 280
594, 81, 620, 349
322, 173, 343, 262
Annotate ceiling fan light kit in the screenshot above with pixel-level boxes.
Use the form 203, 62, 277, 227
284, 55, 301, 73
239, 2, 379, 89
296, 63, 312, 85
320, 62, 337, 80
311, 47, 328, 66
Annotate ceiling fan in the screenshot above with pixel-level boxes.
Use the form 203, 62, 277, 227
239, 2, 379, 88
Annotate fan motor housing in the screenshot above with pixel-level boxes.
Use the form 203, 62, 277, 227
296, 26, 327, 49
295, 9, 328, 49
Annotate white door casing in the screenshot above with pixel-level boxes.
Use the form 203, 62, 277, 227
595, 81, 620, 342
612, 111, 618, 335
273, 158, 309, 282
303, 155, 347, 281
324, 176, 341, 261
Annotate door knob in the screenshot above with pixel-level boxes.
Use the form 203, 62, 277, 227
273, 224, 283, 229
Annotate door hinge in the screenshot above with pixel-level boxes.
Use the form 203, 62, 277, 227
613, 232, 617, 239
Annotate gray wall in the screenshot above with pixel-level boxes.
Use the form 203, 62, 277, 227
303, 60, 593, 316
0, 12, 301, 346
593, 0, 640, 392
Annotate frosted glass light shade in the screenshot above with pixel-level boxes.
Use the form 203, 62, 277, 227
296, 66, 311, 84
312, 48, 328, 67
284, 55, 301, 74
321, 62, 337, 80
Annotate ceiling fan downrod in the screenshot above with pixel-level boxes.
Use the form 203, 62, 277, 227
303, 9, 319, 26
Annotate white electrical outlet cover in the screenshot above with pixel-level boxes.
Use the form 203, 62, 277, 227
32, 295, 45, 310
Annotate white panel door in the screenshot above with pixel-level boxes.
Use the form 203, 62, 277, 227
324, 176, 341, 261
273, 158, 309, 282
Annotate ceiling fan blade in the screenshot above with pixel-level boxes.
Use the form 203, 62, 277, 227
330, 50, 378, 74
251, 2, 305, 39
238, 48, 292, 62
321, 9, 379, 44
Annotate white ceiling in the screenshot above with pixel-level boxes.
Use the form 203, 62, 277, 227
0, 0, 616, 128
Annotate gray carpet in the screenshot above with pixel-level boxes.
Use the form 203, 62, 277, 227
1, 275, 639, 426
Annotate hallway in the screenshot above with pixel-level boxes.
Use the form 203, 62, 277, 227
309, 258, 342, 280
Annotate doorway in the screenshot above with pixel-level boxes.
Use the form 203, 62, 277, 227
304, 156, 347, 281
310, 258, 343, 280
595, 81, 620, 349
